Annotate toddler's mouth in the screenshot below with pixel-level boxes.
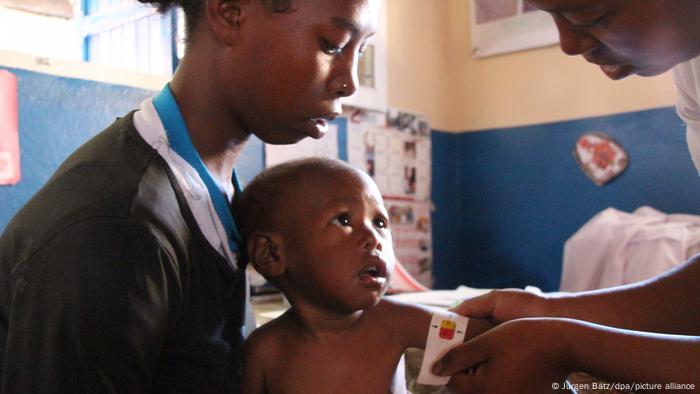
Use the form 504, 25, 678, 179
359, 257, 388, 287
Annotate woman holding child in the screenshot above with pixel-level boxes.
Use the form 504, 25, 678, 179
0, 0, 380, 392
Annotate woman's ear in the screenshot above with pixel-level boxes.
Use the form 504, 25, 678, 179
247, 232, 286, 279
206, 0, 248, 45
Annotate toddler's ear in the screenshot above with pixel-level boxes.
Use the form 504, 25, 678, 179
247, 232, 286, 278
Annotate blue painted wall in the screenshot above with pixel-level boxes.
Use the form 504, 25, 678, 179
432, 108, 700, 292
4, 67, 698, 294
0, 67, 263, 232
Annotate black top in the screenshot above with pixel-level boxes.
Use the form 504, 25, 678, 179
0, 113, 247, 393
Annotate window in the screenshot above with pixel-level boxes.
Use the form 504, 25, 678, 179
0, 0, 179, 76
81, 0, 178, 76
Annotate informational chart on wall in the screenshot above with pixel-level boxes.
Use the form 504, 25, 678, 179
0, 70, 20, 185
470, 0, 558, 58
347, 110, 431, 201
264, 119, 343, 167
346, 108, 433, 287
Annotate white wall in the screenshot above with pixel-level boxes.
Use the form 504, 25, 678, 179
386, 0, 678, 132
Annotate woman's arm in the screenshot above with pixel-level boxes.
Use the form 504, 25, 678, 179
379, 298, 493, 350
550, 255, 700, 334
451, 256, 700, 335
434, 317, 700, 394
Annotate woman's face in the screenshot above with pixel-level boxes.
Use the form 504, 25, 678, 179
527, 0, 700, 80
222, 0, 380, 144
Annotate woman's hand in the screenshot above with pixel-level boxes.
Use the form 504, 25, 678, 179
433, 318, 577, 394
450, 288, 552, 325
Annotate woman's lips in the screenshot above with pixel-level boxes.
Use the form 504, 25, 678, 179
583, 53, 636, 80
307, 118, 328, 139
599, 64, 636, 80
306, 113, 339, 139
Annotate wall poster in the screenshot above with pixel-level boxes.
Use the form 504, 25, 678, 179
0, 70, 20, 185
347, 108, 433, 287
470, 0, 559, 58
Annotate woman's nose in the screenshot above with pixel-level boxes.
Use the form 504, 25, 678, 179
331, 54, 359, 98
553, 15, 600, 56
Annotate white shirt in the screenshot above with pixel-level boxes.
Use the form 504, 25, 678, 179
133, 98, 240, 269
673, 54, 700, 174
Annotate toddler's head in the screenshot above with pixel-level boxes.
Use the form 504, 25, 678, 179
236, 157, 395, 313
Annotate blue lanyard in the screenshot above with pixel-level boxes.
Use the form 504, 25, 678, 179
152, 84, 242, 253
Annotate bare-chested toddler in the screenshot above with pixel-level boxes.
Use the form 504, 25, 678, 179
236, 158, 487, 394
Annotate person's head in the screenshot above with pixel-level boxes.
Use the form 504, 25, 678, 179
526, 0, 700, 80
138, 0, 381, 144
236, 157, 395, 314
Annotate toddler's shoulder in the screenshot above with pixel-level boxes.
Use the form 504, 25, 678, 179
369, 298, 435, 325
376, 297, 435, 314
244, 312, 297, 364
365, 298, 436, 349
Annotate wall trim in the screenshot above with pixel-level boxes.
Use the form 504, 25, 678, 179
0, 49, 168, 90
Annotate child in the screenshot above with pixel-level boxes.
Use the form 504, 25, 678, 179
236, 158, 487, 393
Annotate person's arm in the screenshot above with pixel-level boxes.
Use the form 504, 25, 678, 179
433, 317, 700, 394
379, 299, 493, 350
451, 255, 700, 335
433, 256, 700, 393
378, 299, 433, 349
2, 217, 181, 393
551, 255, 700, 334
241, 330, 268, 394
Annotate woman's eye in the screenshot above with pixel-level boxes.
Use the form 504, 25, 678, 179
321, 39, 343, 55
578, 17, 602, 28
331, 213, 352, 227
373, 217, 388, 230
358, 44, 368, 59
571, 14, 606, 28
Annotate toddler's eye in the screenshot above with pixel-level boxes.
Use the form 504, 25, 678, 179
373, 217, 388, 230
331, 213, 352, 227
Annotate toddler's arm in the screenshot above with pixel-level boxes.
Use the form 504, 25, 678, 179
379, 298, 493, 350
242, 329, 269, 394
